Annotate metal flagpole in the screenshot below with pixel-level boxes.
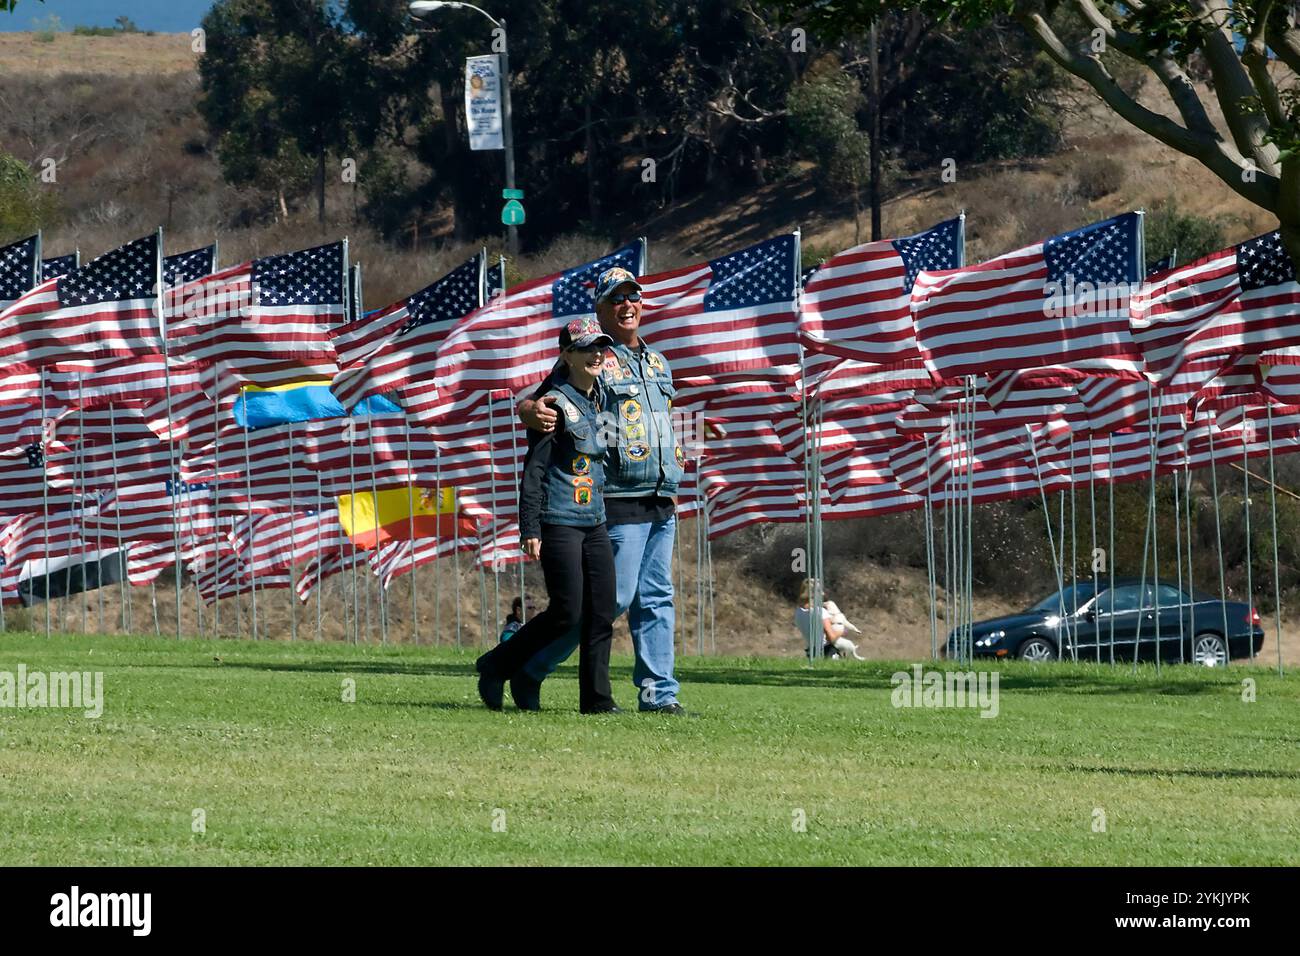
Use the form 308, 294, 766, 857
287, 422, 297, 642
1266, 405, 1283, 676
1148, 381, 1162, 676
435, 452, 443, 645
696, 478, 705, 657
1207, 415, 1231, 663
1131, 398, 1156, 676
706, 494, 717, 654
1173, 463, 1186, 665
486, 395, 501, 641
108, 401, 129, 633
453, 493, 462, 648
367, 424, 387, 645
477, 546, 488, 646
923, 435, 938, 660
62, 411, 80, 635
1058, 489, 1068, 659
404, 421, 418, 643
156, 244, 184, 641
242, 417, 258, 640
1027, 426, 1068, 657
1108, 435, 1116, 664
942, 479, 951, 658
797, 349, 817, 663
1089, 435, 1099, 664
348, 423, 361, 644
151, 580, 160, 637
1184, 464, 1195, 664
77, 376, 90, 635
39, 368, 51, 637
1241, 425, 1254, 661
315, 505, 323, 642
964, 376, 975, 663
1069, 436, 1078, 661
514, 416, 526, 626
211, 389, 221, 639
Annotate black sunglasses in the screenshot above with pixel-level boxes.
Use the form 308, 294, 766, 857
606, 291, 642, 304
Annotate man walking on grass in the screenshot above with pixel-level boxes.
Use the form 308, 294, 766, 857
514, 266, 688, 715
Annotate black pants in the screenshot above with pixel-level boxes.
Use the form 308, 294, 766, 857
477, 522, 616, 711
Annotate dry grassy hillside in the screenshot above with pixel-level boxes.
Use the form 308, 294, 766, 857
3, 29, 1300, 664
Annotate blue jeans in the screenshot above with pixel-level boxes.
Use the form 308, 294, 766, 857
523, 514, 680, 709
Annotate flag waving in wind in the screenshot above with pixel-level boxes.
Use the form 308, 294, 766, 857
912, 212, 1144, 383
638, 234, 801, 386
800, 217, 962, 366
0, 232, 162, 369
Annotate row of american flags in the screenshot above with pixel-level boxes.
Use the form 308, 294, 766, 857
2, 209, 1300, 611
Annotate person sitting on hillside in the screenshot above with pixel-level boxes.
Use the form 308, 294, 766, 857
795, 579, 865, 661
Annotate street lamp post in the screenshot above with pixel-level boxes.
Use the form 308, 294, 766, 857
410, 1, 519, 255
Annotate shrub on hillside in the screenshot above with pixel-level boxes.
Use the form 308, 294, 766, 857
1144, 199, 1226, 271
1070, 155, 1126, 201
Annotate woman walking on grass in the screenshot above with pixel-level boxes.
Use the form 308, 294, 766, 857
474, 316, 621, 714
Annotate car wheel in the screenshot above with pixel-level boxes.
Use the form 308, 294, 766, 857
1191, 633, 1228, 668
1018, 637, 1056, 662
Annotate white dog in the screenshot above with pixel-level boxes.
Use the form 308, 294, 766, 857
823, 600, 865, 660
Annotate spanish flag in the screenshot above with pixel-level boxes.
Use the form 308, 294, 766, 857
336, 486, 476, 549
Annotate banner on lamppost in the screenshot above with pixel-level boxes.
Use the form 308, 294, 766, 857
465, 54, 504, 151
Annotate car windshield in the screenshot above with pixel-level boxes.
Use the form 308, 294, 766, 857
1027, 583, 1099, 614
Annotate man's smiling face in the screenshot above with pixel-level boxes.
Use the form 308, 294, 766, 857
597, 281, 641, 344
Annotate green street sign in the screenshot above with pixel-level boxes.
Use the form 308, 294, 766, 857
501, 199, 526, 226
502, 188, 524, 200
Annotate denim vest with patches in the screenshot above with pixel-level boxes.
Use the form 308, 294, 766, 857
540, 380, 609, 528
599, 340, 684, 498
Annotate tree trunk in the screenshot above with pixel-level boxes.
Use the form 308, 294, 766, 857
585, 101, 599, 227
317, 145, 326, 226
1280, 161, 1300, 278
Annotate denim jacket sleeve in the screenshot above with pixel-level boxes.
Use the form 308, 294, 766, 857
518, 425, 557, 540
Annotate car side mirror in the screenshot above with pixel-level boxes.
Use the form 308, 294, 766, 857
1085, 609, 1096, 622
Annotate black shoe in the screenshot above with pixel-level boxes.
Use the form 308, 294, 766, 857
510, 673, 542, 712
580, 703, 623, 715
475, 656, 504, 711
646, 702, 689, 717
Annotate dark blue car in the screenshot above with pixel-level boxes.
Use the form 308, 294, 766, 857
945, 578, 1266, 666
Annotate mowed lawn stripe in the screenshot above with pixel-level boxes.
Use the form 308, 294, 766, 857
1, 635, 1296, 865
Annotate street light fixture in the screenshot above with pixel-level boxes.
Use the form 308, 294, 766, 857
409, 0, 519, 255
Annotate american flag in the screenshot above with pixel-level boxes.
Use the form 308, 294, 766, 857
419, 241, 644, 420
330, 253, 484, 408
800, 218, 962, 365
41, 252, 79, 282
1, 235, 39, 310
165, 240, 345, 374
637, 234, 801, 387
912, 213, 1144, 383
44, 356, 203, 409
1129, 231, 1300, 382
0, 232, 162, 369
163, 244, 217, 286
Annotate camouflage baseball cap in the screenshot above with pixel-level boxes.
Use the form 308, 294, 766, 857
558, 315, 614, 351
593, 266, 643, 304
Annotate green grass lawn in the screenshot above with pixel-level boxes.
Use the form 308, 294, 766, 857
0, 632, 1296, 865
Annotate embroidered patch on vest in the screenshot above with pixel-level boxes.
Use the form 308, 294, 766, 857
572, 475, 594, 504
560, 399, 579, 423
675, 445, 685, 466
572, 454, 591, 476
621, 398, 642, 423
626, 441, 650, 462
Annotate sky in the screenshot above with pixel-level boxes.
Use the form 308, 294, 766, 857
0, 1, 216, 32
